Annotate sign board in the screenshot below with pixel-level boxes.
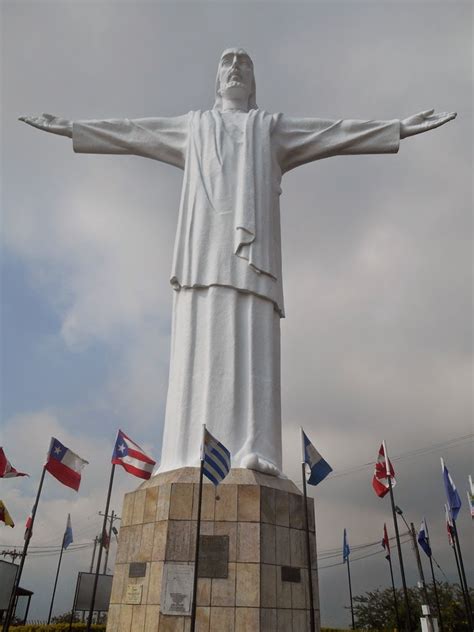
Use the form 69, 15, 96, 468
198, 535, 229, 578
74, 572, 113, 612
125, 584, 143, 604
129, 562, 147, 578
160, 563, 193, 616
0, 561, 18, 610
281, 566, 301, 583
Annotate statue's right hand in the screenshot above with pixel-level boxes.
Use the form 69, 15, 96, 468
19, 113, 73, 137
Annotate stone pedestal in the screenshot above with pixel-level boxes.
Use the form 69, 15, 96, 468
106, 468, 320, 632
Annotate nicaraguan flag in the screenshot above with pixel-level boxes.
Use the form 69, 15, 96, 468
63, 513, 73, 549
45, 438, 88, 492
343, 528, 350, 563
417, 518, 432, 558
301, 430, 332, 486
201, 426, 231, 486
441, 458, 462, 521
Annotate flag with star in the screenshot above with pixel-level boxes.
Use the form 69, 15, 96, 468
45, 438, 88, 491
112, 429, 156, 479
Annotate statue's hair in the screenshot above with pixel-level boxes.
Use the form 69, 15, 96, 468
213, 48, 258, 111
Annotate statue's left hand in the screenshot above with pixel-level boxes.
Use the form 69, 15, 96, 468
400, 109, 457, 139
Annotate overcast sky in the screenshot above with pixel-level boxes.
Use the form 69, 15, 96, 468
1, 1, 472, 627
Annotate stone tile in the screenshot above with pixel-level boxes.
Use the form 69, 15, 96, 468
235, 607, 260, 632
306, 497, 315, 532
260, 523, 275, 565
147, 561, 163, 604
260, 486, 276, 524
197, 578, 211, 606
277, 608, 292, 632
128, 525, 143, 563
214, 484, 238, 522
238, 485, 260, 522
132, 490, 147, 525
117, 526, 131, 564
290, 528, 306, 568
119, 604, 134, 632
195, 606, 211, 632
144, 605, 160, 632
170, 483, 194, 520
236, 563, 260, 607
107, 603, 120, 631
156, 484, 172, 521
166, 520, 192, 561
260, 608, 277, 632
144, 486, 159, 523
275, 526, 290, 566
214, 522, 237, 562
276, 567, 292, 609
237, 522, 260, 563
260, 563, 276, 608
275, 491, 289, 527
209, 606, 235, 632
122, 492, 135, 527
289, 493, 304, 530
211, 562, 236, 606
292, 609, 308, 629
189, 520, 214, 554
311, 569, 319, 606
159, 614, 184, 632
310, 531, 317, 568
110, 563, 127, 604
152, 521, 168, 561
291, 568, 309, 609
192, 483, 216, 521
131, 604, 146, 632
139, 523, 155, 561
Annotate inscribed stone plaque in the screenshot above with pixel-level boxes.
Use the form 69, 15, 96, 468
125, 584, 143, 604
281, 566, 301, 583
198, 535, 229, 578
160, 563, 193, 616
129, 562, 147, 578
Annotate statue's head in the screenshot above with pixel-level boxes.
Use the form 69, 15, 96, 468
214, 48, 258, 111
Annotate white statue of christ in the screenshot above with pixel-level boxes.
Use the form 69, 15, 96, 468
21, 48, 455, 476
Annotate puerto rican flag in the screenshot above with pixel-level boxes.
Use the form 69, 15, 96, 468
372, 441, 396, 498
45, 438, 88, 491
0, 447, 28, 478
112, 430, 156, 480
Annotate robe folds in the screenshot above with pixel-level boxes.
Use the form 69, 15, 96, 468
73, 110, 400, 474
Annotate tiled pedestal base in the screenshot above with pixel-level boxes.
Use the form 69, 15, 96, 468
106, 468, 320, 632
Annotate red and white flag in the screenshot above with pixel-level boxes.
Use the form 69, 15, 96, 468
372, 441, 396, 498
381, 523, 391, 559
45, 438, 88, 491
0, 447, 28, 478
112, 430, 156, 480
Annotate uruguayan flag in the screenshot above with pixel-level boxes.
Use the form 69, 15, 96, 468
201, 427, 231, 485
302, 429, 333, 486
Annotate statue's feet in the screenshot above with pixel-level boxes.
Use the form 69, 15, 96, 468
240, 453, 280, 477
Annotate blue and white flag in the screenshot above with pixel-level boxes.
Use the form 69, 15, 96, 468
343, 528, 350, 563
417, 518, 431, 558
201, 426, 231, 486
63, 513, 73, 549
441, 458, 462, 521
301, 430, 333, 486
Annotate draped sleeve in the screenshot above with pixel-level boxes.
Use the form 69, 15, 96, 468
72, 114, 190, 169
273, 115, 400, 173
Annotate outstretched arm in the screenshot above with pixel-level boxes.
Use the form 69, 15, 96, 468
19, 113, 72, 137
400, 109, 456, 139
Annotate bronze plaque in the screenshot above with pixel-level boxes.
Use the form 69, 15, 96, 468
281, 566, 301, 583
198, 535, 229, 578
129, 562, 147, 578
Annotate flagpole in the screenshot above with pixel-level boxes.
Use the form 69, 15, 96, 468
3, 465, 47, 632
190, 425, 206, 632
386, 552, 402, 631
86, 463, 116, 632
47, 529, 66, 624
424, 522, 444, 632
301, 459, 316, 632
451, 518, 473, 628
346, 555, 355, 630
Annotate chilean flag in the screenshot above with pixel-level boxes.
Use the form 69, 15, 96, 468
45, 438, 88, 491
112, 430, 156, 480
372, 441, 396, 498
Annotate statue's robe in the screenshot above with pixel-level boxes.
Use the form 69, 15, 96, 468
73, 110, 400, 473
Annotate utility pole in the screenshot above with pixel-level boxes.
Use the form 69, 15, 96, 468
98, 510, 120, 574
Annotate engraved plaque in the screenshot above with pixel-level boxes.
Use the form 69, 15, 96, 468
125, 584, 143, 604
281, 566, 301, 583
198, 535, 229, 578
161, 563, 193, 616
129, 562, 147, 578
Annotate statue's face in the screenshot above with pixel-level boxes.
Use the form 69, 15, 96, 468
218, 48, 254, 103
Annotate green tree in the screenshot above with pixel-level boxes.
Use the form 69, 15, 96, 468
353, 582, 472, 631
